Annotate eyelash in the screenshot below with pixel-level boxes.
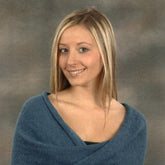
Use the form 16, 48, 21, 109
58, 47, 89, 54
79, 47, 89, 53
59, 48, 68, 54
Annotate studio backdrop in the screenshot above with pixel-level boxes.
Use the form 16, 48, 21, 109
0, 0, 165, 165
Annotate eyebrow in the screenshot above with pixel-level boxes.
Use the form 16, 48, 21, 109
59, 42, 93, 46
77, 42, 93, 46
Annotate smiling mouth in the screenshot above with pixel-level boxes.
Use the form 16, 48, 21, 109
67, 68, 86, 77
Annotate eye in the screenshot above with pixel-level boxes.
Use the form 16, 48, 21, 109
79, 47, 89, 53
59, 48, 68, 54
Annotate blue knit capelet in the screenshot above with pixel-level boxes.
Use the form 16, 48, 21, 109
11, 91, 147, 165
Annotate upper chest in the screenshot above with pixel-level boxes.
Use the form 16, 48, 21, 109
48, 95, 126, 142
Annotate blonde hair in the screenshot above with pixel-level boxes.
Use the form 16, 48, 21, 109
50, 7, 117, 110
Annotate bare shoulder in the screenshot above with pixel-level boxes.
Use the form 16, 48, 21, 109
48, 90, 68, 103
47, 90, 74, 113
111, 99, 126, 110
109, 99, 127, 121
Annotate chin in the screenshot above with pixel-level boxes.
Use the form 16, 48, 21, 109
68, 79, 94, 88
68, 81, 85, 87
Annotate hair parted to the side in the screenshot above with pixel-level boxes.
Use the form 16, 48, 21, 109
50, 7, 117, 110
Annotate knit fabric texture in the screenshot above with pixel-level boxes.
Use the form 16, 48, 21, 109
11, 91, 147, 165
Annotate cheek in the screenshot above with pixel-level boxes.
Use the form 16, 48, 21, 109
58, 56, 65, 69
85, 54, 103, 68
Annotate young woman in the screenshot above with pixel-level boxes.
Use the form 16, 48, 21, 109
11, 8, 147, 165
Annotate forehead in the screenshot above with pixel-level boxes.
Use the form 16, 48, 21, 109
59, 25, 96, 44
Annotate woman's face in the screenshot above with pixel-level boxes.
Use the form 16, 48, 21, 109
58, 25, 103, 88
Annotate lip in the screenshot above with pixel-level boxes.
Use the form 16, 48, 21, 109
67, 68, 86, 77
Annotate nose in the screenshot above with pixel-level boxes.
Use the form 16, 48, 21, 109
67, 51, 77, 65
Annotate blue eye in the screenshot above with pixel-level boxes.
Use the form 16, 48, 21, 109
59, 48, 68, 53
79, 47, 89, 53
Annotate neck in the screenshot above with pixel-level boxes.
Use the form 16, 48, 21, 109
67, 85, 102, 107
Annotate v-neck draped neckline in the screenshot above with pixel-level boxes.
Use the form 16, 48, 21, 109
42, 91, 131, 147
11, 91, 147, 164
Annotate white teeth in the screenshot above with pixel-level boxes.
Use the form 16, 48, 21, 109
68, 69, 85, 76
70, 70, 83, 74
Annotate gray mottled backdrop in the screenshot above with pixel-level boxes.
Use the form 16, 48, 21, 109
0, 0, 165, 164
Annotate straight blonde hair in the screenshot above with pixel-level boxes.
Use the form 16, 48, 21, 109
50, 8, 117, 113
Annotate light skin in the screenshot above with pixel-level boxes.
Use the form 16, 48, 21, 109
58, 25, 103, 106
48, 25, 126, 142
